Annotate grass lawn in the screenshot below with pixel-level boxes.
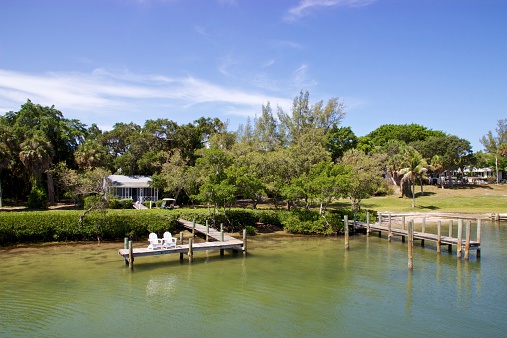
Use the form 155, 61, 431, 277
358, 184, 507, 214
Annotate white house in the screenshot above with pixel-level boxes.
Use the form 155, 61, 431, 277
105, 175, 159, 202
463, 167, 502, 184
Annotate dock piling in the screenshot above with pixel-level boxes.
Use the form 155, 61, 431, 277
421, 218, 426, 247
220, 224, 224, 256
344, 215, 349, 250
206, 220, 209, 242
477, 219, 481, 258
448, 220, 453, 252
243, 228, 247, 256
465, 220, 471, 260
129, 240, 134, 270
408, 220, 414, 270
437, 221, 441, 254
180, 231, 184, 260
188, 238, 193, 263
388, 214, 392, 242
402, 216, 406, 243
457, 219, 463, 259
366, 211, 370, 236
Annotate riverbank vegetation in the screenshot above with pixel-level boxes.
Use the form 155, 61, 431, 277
0, 207, 374, 245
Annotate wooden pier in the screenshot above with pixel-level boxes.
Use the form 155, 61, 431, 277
354, 213, 481, 259
118, 219, 246, 269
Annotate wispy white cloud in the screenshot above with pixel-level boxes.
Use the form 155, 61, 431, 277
262, 59, 276, 68
0, 68, 292, 127
285, 0, 376, 21
217, 53, 241, 77
292, 64, 318, 88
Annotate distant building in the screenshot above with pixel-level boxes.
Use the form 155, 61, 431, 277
105, 175, 159, 202
463, 167, 502, 184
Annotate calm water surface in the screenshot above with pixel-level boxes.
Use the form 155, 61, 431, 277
1, 221, 506, 337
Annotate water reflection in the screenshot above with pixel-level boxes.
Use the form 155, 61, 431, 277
406, 271, 413, 316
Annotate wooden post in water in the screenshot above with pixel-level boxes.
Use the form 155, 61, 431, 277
128, 240, 134, 270
437, 221, 442, 254
366, 211, 370, 236
388, 214, 392, 242
188, 238, 193, 263
457, 219, 463, 259
243, 228, 247, 256
476, 219, 481, 258
344, 215, 349, 250
448, 220, 453, 252
465, 220, 471, 260
206, 220, 209, 242
220, 223, 224, 256
124, 238, 129, 265
408, 220, 414, 271
179, 231, 184, 260
402, 216, 406, 243
421, 217, 426, 247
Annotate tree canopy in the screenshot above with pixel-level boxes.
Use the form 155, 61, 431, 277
0, 95, 489, 212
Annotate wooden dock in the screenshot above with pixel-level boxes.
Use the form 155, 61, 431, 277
118, 219, 246, 269
353, 213, 481, 259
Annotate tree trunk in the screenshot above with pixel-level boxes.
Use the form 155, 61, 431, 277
46, 171, 55, 204
401, 179, 412, 198
411, 181, 415, 208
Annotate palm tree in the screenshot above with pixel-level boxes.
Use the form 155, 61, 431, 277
398, 151, 429, 208
430, 155, 444, 188
19, 133, 55, 202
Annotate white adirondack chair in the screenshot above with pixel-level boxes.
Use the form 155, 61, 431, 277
162, 232, 177, 248
148, 232, 163, 250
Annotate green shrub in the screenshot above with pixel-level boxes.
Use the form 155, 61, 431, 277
107, 198, 133, 209
281, 209, 333, 235
27, 184, 48, 209
245, 225, 256, 235
84, 195, 105, 210
0, 209, 179, 245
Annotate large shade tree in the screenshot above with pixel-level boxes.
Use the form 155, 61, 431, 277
3, 100, 86, 202
341, 149, 386, 219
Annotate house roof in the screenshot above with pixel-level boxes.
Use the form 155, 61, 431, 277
106, 175, 153, 188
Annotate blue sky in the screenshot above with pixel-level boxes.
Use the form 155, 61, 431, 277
1, 0, 506, 152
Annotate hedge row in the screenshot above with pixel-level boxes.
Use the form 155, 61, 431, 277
0, 209, 179, 245
0, 207, 377, 245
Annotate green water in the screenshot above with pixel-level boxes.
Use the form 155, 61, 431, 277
1, 222, 506, 337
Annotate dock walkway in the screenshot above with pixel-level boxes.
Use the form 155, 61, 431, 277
118, 219, 246, 269
353, 214, 481, 258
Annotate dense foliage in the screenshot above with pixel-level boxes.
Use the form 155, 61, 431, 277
1, 92, 499, 219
